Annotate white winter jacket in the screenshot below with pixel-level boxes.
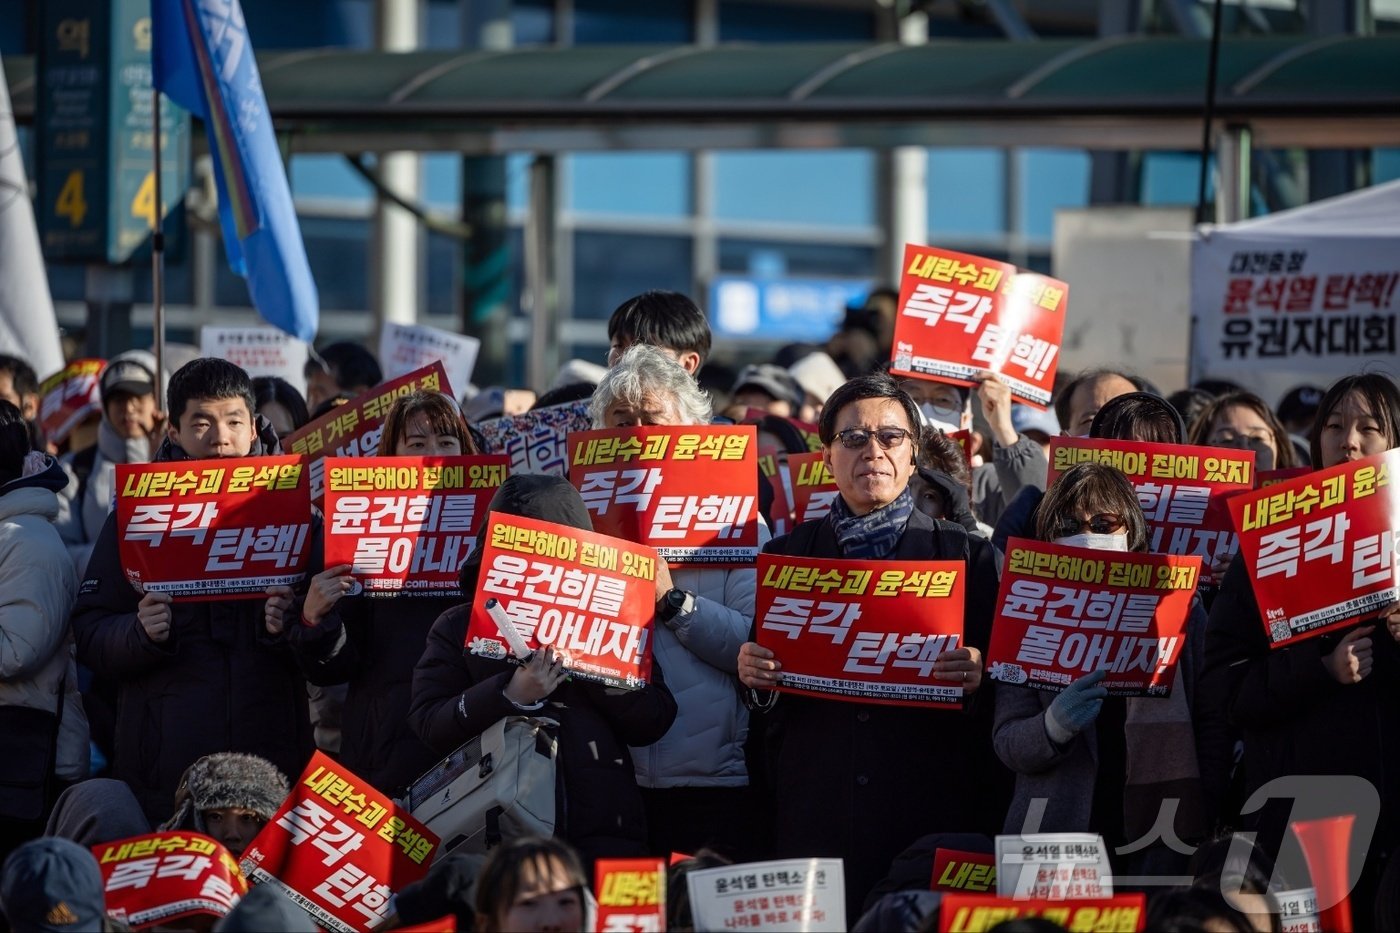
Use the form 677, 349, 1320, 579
0, 461, 89, 782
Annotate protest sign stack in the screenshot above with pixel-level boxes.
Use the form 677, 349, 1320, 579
94, 832, 248, 929
39, 358, 105, 444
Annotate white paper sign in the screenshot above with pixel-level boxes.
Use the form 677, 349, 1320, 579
200, 327, 309, 396
686, 858, 845, 933
1276, 887, 1321, 933
474, 400, 593, 477
995, 833, 1112, 901
379, 322, 480, 402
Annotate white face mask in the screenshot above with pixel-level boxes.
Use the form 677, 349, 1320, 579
920, 402, 965, 435
1053, 533, 1129, 551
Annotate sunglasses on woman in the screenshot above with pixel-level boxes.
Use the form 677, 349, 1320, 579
1054, 513, 1128, 538
833, 427, 913, 450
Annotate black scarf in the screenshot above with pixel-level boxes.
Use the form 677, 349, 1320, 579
829, 485, 914, 560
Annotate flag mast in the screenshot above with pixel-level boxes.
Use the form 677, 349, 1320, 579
151, 85, 165, 406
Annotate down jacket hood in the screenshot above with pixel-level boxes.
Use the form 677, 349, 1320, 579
153, 413, 281, 462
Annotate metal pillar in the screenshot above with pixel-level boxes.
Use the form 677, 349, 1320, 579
524, 156, 559, 392
1215, 124, 1252, 224
372, 0, 421, 336
84, 265, 134, 359
880, 9, 929, 283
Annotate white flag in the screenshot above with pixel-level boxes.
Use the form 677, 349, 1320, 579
0, 51, 64, 379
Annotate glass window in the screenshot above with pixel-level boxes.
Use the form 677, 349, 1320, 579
1141, 152, 1206, 206
422, 154, 463, 209
1018, 148, 1090, 240
928, 149, 1006, 238
714, 151, 875, 227
513, 0, 556, 45
1374, 149, 1400, 183
217, 215, 368, 311
290, 155, 373, 205
573, 0, 692, 44
243, 0, 371, 49
719, 1, 875, 41
570, 153, 692, 218
572, 230, 692, 320
717, 239, 876, 280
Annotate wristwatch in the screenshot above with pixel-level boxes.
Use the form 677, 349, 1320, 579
657, 587, 695, 622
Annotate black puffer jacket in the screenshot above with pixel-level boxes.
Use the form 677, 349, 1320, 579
70, 418, 315, 822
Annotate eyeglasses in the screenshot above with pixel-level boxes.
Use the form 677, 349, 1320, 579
1054, 513, 1128, 538
833, 427, 913, 450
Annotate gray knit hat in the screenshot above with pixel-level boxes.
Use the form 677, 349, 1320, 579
161, 753, 291, 834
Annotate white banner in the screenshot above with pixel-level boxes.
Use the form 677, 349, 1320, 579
200, 326, 309, 396
379, 322, 480, 402
686, 858, 845, 932
995, 833, 1113, 901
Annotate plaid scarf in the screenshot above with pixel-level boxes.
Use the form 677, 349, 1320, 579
829, 486, 914, 560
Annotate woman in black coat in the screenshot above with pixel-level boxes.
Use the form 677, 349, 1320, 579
408, 474, 677, 865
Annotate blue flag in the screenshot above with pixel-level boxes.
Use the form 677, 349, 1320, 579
152, 0, 318, 343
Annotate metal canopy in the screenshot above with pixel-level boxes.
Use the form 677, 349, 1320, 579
8, 36, 1400, 153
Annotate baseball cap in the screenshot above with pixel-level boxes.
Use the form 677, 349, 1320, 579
100, 350, 156, 402
731, 364, 804, 411
1010, 403, 1061, 439
0, 837, 106, 933
787, 352, 846, 405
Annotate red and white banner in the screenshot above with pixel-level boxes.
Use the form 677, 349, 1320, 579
201, 326, 309, 396
1258, 466, 1311, 489
475, 400, 593, 477
1228, 448, 1400, 647
932, 849, 997, 894
468, 513, 659, 689
39, 358, 104, 443
986, 539, 1200, 696
379, 322, 480, 404
788, 451, 838, 525
324, 455, 508, 596
891, 245, 1068, 409
755, 553, 967, 707
594, 859, 665, 933
116, 456, 311, 600
939, 895, 1145, 933
758, 453, 794, 537
568, 425, 759, 565
240, 752, 439, 933
995, 833, 1113, 901
685, 859, 844, 933
95, 832, 248, 929
284, 362, 453, 502
1048, 437, 1254, 585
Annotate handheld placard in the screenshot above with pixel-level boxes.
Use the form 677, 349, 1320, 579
485, 598, 534, 661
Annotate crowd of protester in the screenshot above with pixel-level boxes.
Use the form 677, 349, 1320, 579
0, 285, 1396, 932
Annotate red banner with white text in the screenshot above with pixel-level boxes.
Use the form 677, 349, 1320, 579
39, 358, 105, 443
594, 859, 666, 933
95, 832, 247, 930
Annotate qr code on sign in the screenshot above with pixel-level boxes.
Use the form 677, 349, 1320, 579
1269, 619, 1291, 643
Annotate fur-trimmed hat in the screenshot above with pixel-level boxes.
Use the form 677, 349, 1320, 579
160, 753, 290, 835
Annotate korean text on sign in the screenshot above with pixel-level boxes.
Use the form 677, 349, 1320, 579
239, 751, 439, 933
283, 361, 452, 502
686, 858, 845, 933
475, 399, 594, 478
467, 512, 659, 690
116, 455, 311, 600
890, 244, 1068, 409
939, 894, 1146, 933
324, 455, 509, 596
985, 538, 1200, 697
1048, 437, 1254, 585
755, 553, 967, 708
95, 832, 248, 929
1228, 448, 1400, 647
39, 358, 105, 443
200, 326, 309, 392
788, 451, 838, 524
568, 425, 760, 565
932, 849, 997, 894
994, 832, 1113, 901
595, 859, 665, 933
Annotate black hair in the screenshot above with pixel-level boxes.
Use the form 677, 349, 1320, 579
818, 373, 921, 450
167, 358, 256, 428
1089, 391, 1185, 445
750, 414, 811, 455
607, 290, 712, 365
0, 399, 29, 484
1189, 832, 1283, 901
668, 849, 733, 933
1036, 461, 1149, 551
0, 354, 38, 400
1053, 368, 1150, 433
1194, 378, 1246, 398
531, 382, 595, 410
1145, 887, 1255, 933
919, 427, 972, 493
1309, 372, 1400, 468
1166, 388, 1215, 437
251, 376, 309, 433
1188, 390, 1297, 469
310, 394, 353, 421
473, 836, 586, 932
306, 341, 382, 392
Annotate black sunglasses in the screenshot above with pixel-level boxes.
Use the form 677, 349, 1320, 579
1054, 513, 1128, 538
833, 428, 913, 450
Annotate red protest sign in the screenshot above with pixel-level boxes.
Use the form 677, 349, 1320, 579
1258, 466, 1311, 489
283, 362, 453, 501
324, 455, 508, 596
788, 451, 839, 526
946, 429, 975, 468
468, 513, 659, 689
986, 538, 1200, 696
39, 358, 105, 443
116, 456, 311, 600
932, 849, 997, 894
568, 426, 759, 565
1228, 449, 1400, 648
94, 832, 248, 929
891, 245, 1067, 409
755, 553, 967, 708
758, 453, 794, 537
594, 858, 666, 933
240, 751, 439, 933
1048, 437, 1255, 585
475, 399, 594, 477
939, 894, 1146, 933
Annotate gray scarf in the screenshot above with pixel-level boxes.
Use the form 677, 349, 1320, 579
830, 485, 914, 560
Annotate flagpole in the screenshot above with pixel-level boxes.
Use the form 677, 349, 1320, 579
151, 86, 165, 407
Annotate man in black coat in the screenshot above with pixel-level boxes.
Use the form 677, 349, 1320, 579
71, 359, 315, 822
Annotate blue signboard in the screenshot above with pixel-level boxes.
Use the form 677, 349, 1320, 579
708, 277, 870, 342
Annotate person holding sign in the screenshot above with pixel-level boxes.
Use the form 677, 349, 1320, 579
993, 463, 1207, 874
410, 474, 677, 865
70, 359, 316, 823
1188, 391, 1298, 474
1203, 372, 1400, 919
736, 374, 1004, 922
287, 391, 482, 796
589, 345, 768, 860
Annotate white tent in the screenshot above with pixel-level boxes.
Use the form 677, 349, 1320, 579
1190, 179, 1400, 407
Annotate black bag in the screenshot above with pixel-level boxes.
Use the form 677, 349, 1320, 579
0, 704, 61, 822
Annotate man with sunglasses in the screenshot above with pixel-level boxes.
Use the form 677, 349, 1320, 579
737, 373, 1008, 923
